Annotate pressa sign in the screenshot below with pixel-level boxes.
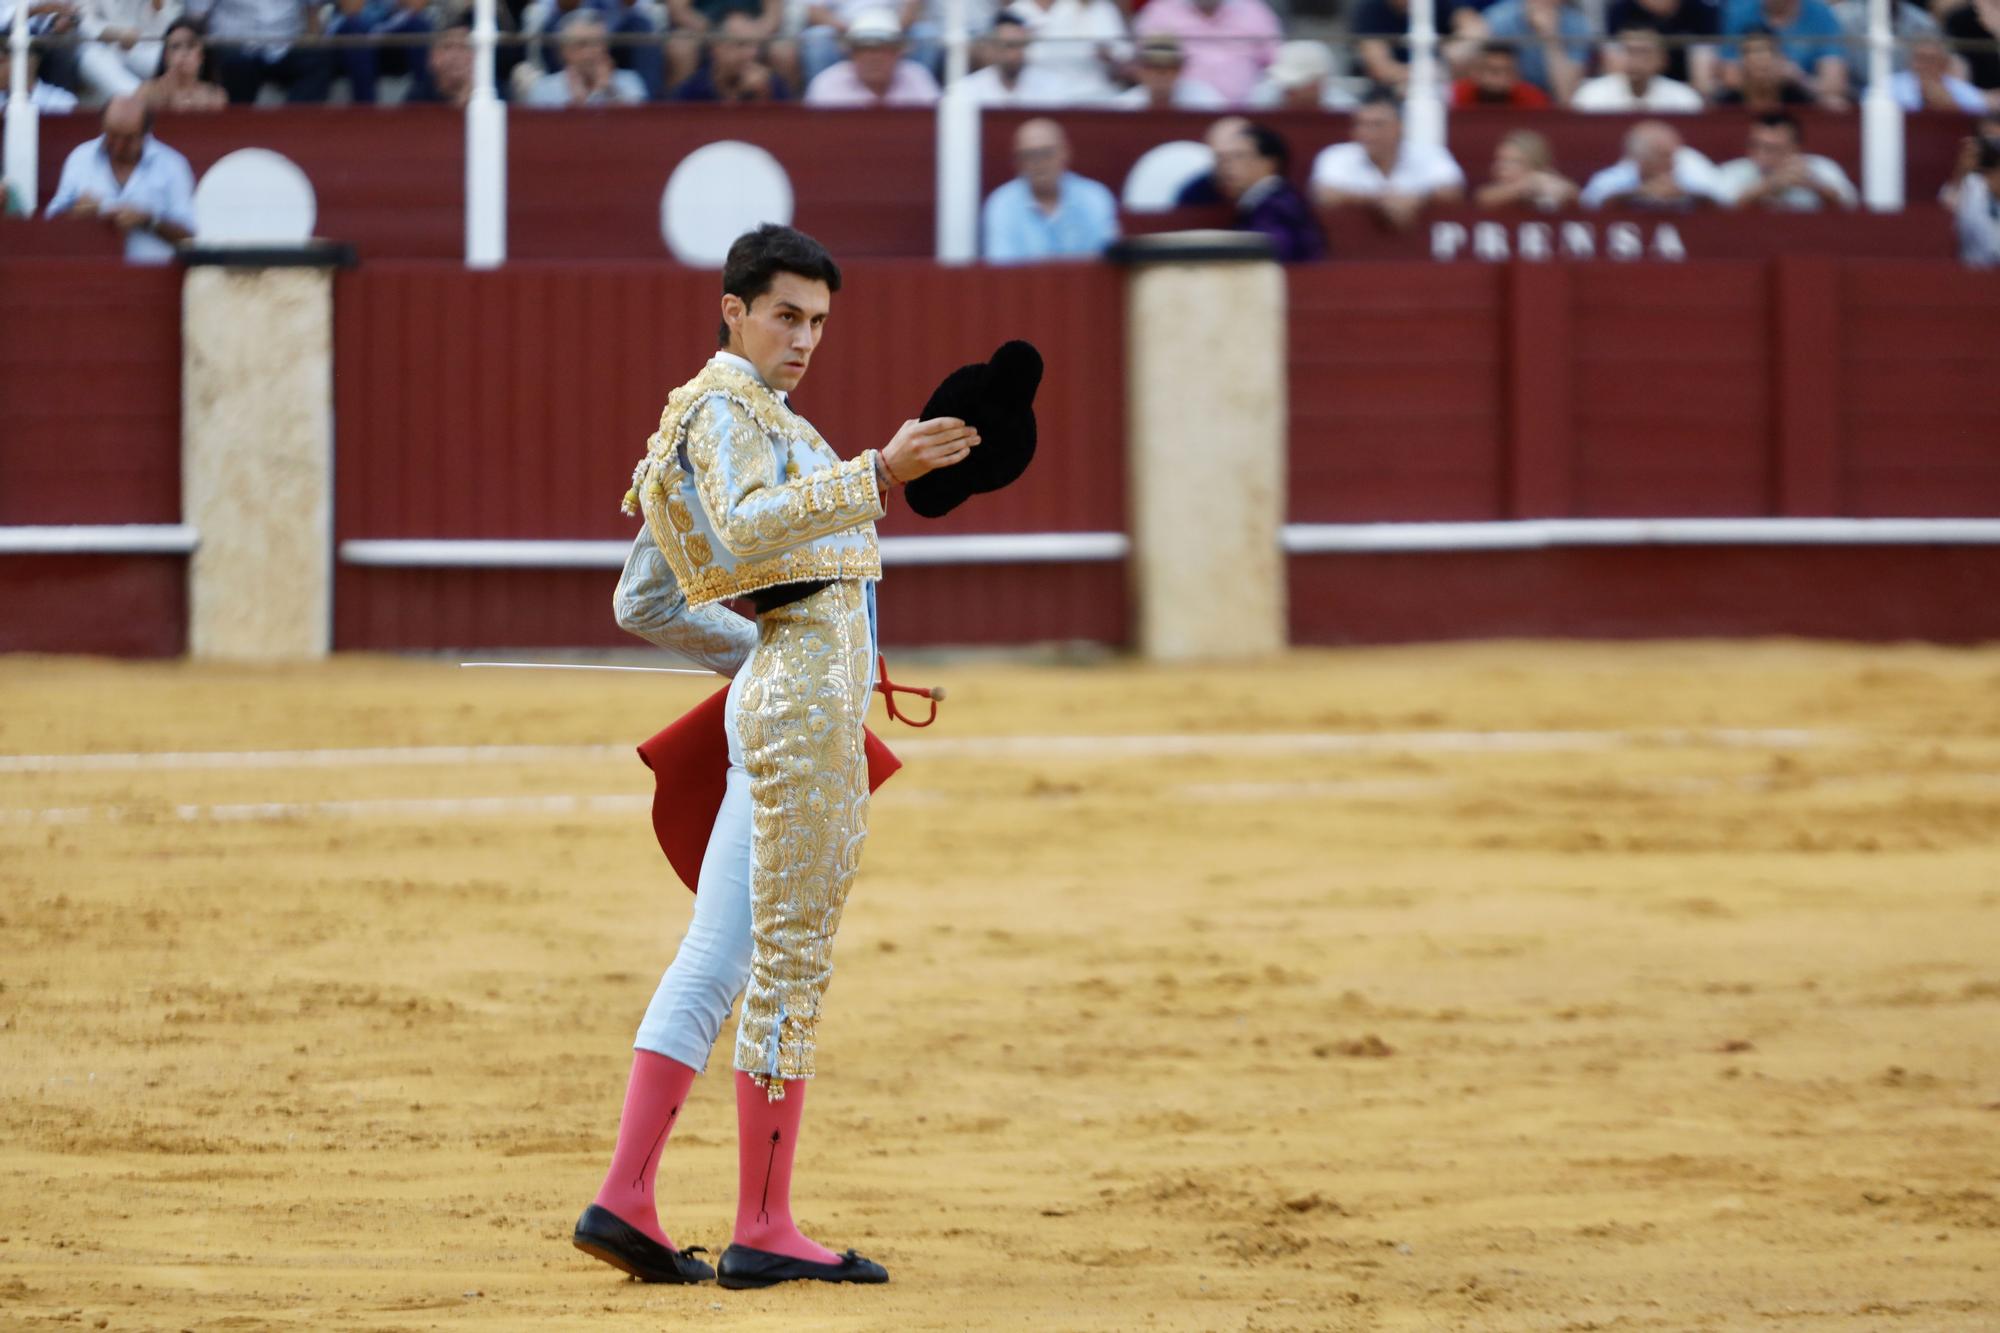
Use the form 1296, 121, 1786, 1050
1431, 220, 1689, 263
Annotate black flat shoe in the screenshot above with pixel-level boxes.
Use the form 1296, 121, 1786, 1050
716, 1243, 889, 1290
572, 1204, 715, 1284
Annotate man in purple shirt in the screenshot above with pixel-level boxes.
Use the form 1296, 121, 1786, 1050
801, 5, 939, 104
1133, 0, 1281, 105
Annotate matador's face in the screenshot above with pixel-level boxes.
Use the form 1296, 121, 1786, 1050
724, 272, 831, 394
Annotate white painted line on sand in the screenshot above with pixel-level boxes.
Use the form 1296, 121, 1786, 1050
0, 728, 1846, 775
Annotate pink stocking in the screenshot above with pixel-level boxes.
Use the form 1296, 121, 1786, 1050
592, 1050, 698, 1250
731, 1070, 840, 1263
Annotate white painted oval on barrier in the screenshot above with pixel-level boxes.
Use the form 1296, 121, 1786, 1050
1122, 141, 1214, 212
193, 148, 318, 244
661, 141, 794, 267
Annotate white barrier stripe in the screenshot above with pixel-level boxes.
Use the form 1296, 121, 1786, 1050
11, 770, 1997, 826
0, 728, 1842, 775
1283, 518, 2000, 554
0, 524, 199, 556
338, 532, 1130, 570
1, 793, 651, 826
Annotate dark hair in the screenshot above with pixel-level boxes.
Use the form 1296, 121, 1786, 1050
1738, 25, 1779, 48
718, 224, 842, 347
1755, 110, 1802, 141
1243, 122, 1290, 174
991, 11, 1027, 31
154, 17, 217, 83
1359, 89, 1400, 114
1978, 139, 2000, 172
1478, 40, 1517, 61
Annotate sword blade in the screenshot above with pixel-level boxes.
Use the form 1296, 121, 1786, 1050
458, 662, 717, 677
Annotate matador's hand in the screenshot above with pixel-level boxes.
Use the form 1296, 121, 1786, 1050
880, 416, 980, 485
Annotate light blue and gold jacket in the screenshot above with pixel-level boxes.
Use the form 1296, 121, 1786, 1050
621, 353, 884, 610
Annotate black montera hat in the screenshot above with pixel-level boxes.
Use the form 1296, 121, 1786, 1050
904, 340, 1044, 520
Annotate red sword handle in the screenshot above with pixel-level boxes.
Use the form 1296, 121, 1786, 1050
873, 654, 945, 728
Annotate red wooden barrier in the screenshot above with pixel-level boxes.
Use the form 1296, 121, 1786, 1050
0, 259, 186, 654
330, 260, 1127, 650
37, 107, 464, 258
508, 106, 937, 261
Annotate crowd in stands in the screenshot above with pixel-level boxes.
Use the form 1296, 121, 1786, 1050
2, 0, 1995, 112
6, 0, 1996, 262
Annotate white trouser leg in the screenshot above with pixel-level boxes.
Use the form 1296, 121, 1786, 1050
633, 673, 755, 1070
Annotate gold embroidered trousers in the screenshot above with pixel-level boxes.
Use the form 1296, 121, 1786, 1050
730, 579, 875, 1097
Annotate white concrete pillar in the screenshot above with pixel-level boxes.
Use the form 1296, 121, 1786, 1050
182, 258, 340, 660
1119, 233, 1288, 661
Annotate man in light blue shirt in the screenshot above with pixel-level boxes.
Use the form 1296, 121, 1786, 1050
982, 118, 1120, 265
1721, 0, 1849, 106
45, 96, 196, 264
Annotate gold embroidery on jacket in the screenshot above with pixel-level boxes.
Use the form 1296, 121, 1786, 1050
622, 361, 882, 608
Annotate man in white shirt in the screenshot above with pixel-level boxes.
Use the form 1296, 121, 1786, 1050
1105, 33, 1225, 108
1247, 39, 1358, 110
981, 117, 1119, 261
1890, 35, 1989, 113
1715, 111, 1857, 210
1580, 118, 1722, 209
1310, 94, 1465, 229
523, 10, 650, 105
44, 95, 195, 263
1011, 0, 1127, 105
960, 11, 1066, 105
1572, 27, 1706, 110
1956, 140, 2000, 268
803, 6, 940, 104
1, 34, 81, 110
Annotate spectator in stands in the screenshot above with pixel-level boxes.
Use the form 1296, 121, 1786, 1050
1310, 93, 1466, 229
322, 0, 384, 104
665, 0, 788, 94
800, 0, 933, 86
1940, 111, 2000, 208
1478, 0, 1590, 100
1131, 0, 1280, 106
1173, 112, 1249, 204
1247, 38, 1358, 109
1214, 119, 1325, 260
522, 0, 663, 98
1715, 111, 1856, 208
373, 0, 435, 84
1475, 127, 1579, 208
1012, 0, 1127, 105
1831, 0, 1937, 78
140, 16, 227, 108
1713, 27, 1814, 107
1108, 33, 1227, 107
74, 0, 182, 99
1353, 0, 1492, 93
672, 9, 792, 98
961, 12, 1063, 104
1955, 138, 2000, 266
981, 116, 1119, 262
523, 9, 647, 103
183, 0, 331, 101
1720, 0, 1848, 108
44, 95, 194, 261
0, 32, 81, 110
1580, 118, 1721, 209
408, 16, 476, 104
803, 6, 939, 103
1573, 27, 1704, 107
1940, 0, 2000, 109
1891, 34, 1987, 110
1450, 40, 1552, 105
1605, 0, 1720, 92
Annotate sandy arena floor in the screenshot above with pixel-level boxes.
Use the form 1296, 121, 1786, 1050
2, 641, 1997, 1331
